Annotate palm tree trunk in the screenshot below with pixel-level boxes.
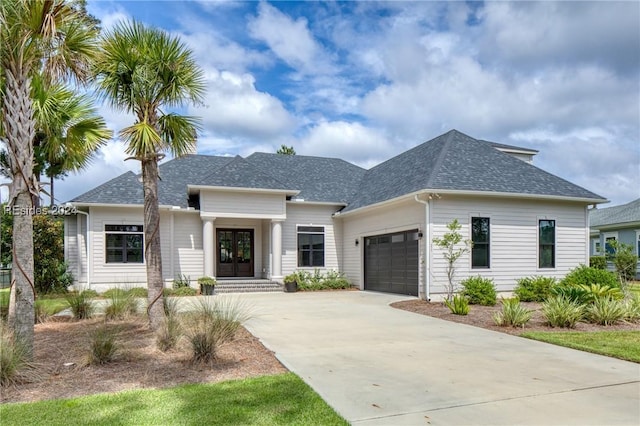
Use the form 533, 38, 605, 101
142, 157, 165, 330
3, 68, 36, 358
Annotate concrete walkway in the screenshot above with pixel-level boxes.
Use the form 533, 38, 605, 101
235, 291, 640, 426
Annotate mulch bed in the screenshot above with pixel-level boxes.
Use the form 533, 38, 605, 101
391, 299, 640, 336
1, 317, 286, 404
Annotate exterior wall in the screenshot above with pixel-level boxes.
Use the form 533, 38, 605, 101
64, 214, 88, 285
429, 196, 589, 294
341, 198, 424, 288
200, 190, 285, 218
281, 203, 342, 277
172, 212, 204, 282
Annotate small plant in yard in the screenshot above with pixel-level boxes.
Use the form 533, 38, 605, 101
172, 274, 191, 289
589, 256, 607, 270
87, 324, 119, 365
560, 265, 620, 289
542, 295, 584, 328
66, 291, 95, 320
198, 277, 216, 296
0, 320, 33, 386
586, 297, 626, 326
460, 276, 497, 306
444, 294, 470, 315
432, 219, 472, 300
184, 297, 252, 363
157, 297, 182, 351
104, 289, 138, 320
609, 241, 638, 282
295, 269, 351, 291
493, 298, 533, 327
514, 276, 557, 302
127, 287, 148, 298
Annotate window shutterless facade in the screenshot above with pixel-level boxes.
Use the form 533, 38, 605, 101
105, 225, 144, 264
538, 220, 555, 268
297, 226, 325, 267
471, 217, 490, 268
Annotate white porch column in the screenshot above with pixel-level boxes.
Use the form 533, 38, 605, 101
271, 219, 283, 281
202, 217, 215, 277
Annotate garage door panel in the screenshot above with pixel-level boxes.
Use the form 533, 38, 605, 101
364, 229, 419, 296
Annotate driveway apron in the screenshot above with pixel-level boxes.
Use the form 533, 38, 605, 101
237, 291, 640, 425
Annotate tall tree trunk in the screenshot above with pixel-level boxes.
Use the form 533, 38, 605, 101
3, 68, 36, 358
142, 157, 165, 331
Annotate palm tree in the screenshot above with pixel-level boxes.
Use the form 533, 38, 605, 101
95, 20, 205, 330
30, 75, 112, 207
0, 0, 98, 356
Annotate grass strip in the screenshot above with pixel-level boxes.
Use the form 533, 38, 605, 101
0, 373, 347, 426
522, 330, 640, 363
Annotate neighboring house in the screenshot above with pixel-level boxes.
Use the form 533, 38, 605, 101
589, 198, 640, 278
65, 130, 606, 299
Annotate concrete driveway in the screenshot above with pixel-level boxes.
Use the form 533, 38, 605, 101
237, 291, 639, 425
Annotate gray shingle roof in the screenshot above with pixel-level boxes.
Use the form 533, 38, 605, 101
245, 153, 366, 203
342, 130, 604, 212
590, 198, 640, 228
71, 130, 604, 210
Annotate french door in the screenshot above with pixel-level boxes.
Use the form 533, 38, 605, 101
217, 229, 254, 277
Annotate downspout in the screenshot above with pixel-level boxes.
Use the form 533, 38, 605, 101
73, 208, 91, 288
415, 194, 431, 301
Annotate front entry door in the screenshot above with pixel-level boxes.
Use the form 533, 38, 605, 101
217, 229, 254, 277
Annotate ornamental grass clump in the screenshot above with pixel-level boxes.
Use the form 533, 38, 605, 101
184, 298, 252, 363
623, 295, 640, 323
87, 324, 119, 365
542, 295, 584, 328
444, 294, 469, 315
0, 320, 34, 386
66, 291, 95, 320
493, 298, 533, 328
104, 288, 138, 320
586, 297, 626, 326
157, 297, 182, 352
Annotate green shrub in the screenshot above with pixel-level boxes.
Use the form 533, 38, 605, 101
514, 276, 557, 302
172, 287, 197, 297
589, 256, 607, 270
295, 269, 351, 291
460, 276, 497, 306
612, 243, 638, 282
104, 290, 138, 320
560, 265, 620, 289
87, 325, 119, 365
586, 297, 626, 326
184, 298, 251, 363
0, 321, 32, 386
173, 274, 191, 289
66, 291, 95, 320
493, 298, 533, 327
542, 296, 584, 328
578, 284, 623, 302
623, 295, 640, 322
127, 287, 148, 298
444, 294, 470, 315
551, 285, 589, 304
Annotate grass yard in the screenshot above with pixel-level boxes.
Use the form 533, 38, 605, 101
0, 373, 347, 426
522, 331, 640, 363
1, 288, 69, 319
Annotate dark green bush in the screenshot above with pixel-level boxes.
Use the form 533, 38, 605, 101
460, 276, 497, 306
560, 265, 620, 288
514, 276, 557, 302
589, 256, 607, 270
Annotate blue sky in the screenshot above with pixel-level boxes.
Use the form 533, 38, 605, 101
35, 1, 640, 206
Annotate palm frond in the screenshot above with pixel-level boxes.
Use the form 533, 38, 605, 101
157, 114, 201, 157
120, 122, 162, 159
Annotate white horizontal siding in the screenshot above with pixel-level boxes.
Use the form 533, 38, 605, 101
341, 198, 424, 288
281, 204, 342, 277
201, 190, 285, 218
173, 213, 203, 282
429, 196, 589, 294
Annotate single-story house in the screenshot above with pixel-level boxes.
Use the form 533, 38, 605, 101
589, 198, 640, 278
65, 129, 606, 299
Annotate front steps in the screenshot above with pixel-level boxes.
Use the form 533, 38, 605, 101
215, 279, 283, 294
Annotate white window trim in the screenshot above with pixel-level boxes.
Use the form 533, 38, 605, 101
603, 231, 618, 255
591, 238, 602, 256
296, 224, 326, 269
469, 214, 491, 270
537, 216, 557, 270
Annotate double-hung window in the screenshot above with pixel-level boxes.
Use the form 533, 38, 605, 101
297, 226, 325, 267
539, 220, 555, 268
471, 217, 490, 268
105, 225, 144, 263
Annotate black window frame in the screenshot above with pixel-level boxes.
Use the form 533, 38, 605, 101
538, 219, 556, 269
297, 226, 325, 267
105, 224, 144, 264
471, 217, 490, 269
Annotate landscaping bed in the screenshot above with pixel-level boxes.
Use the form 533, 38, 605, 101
1, 317, 286, 404
392, 299, 640, 336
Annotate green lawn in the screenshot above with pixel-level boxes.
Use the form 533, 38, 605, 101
0, 373, 347, 426
522, 331, 640, 363
1, 288, 69, 319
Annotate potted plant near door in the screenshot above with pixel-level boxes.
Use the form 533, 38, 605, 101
198, 277, 216, 295
283, 273, 298, 293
